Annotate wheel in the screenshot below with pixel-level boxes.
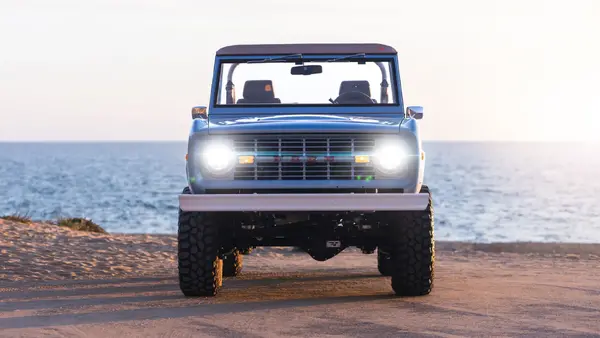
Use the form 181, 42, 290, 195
177, 187, 223, 297
377, 247, 393, 276
222, 249, 243, 277
388, 185, 435, 296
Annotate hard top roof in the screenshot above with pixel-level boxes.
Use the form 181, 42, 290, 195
216, 43, 397, 56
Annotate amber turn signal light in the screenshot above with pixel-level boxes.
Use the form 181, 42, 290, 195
354, 155, 370, 163
238, 155, 255, 164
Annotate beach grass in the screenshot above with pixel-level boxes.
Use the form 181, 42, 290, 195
0, 213, 32, 224
52, 217, 108, 234
1, 213, 108, 234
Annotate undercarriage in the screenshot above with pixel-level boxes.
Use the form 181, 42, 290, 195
218, 211, 388, 261
177, 186, 435, 298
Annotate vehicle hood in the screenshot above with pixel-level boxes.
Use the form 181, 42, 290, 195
206, 114, 405, 134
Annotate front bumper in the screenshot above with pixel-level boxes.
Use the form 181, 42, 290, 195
178, 193, 430, 212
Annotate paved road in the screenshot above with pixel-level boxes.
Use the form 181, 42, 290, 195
1, 249, 600, 337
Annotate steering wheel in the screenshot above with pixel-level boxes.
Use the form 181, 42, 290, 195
332, 91, 374, 104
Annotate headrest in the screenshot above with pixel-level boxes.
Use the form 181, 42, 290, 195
243, 80, 275, 101
339, 81, 371, 97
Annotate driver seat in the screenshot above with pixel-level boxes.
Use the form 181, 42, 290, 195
237, 80, 281, 104
339, 81, 377, 103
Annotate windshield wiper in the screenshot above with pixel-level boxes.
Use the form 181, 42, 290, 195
326, 53, 366, 62
247, 54, 303, 64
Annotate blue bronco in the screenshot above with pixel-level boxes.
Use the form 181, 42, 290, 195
178, 43, 434, 297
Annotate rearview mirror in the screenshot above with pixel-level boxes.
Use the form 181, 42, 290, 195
191, 106, 207, 119
406, 106, 423, 120
291, 65, 322, 76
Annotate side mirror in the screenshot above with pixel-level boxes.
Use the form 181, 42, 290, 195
406, 106, 423, 120
191, 106, 207, 119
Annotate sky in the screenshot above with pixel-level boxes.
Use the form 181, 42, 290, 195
1, 0, 599, 142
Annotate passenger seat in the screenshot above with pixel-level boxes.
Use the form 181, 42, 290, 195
236, 80, 282, 104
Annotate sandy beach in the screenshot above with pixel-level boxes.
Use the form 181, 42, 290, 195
2, 219, 600, 337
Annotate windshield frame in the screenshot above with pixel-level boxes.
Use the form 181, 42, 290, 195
209, 54, 404, 114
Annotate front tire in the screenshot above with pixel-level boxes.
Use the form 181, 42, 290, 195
178, 187, 223, 297
389, 185, 435, 296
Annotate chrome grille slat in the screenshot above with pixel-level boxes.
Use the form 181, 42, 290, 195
326, 138, 331, 180
351, 138, 355, 179
278, 138, 282, 179
233, 135, 376, 181
253, 139, 258, 180
302, 138, 306, 180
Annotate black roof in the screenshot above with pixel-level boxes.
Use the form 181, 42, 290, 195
216, 43, 397, 56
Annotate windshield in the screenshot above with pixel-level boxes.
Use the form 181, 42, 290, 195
215, 57, 397, 106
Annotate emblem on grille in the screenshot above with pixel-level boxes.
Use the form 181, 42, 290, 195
264, 156, 337, 163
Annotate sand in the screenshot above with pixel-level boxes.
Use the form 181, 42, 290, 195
1, 219, 600, 337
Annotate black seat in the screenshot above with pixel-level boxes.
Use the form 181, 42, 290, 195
237, 80, 281, 104
339, 80, 371, 97
338, 80, 378, 103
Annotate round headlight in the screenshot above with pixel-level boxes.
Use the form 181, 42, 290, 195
374, 143, 407, 174
202, 143, 235, 175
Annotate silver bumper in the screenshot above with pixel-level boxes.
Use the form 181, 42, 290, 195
178, 193, 430, 212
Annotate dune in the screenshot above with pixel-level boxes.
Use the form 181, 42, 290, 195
1, 219, 600, 337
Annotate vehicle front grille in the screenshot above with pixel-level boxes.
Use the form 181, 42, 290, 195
233, 135, 376, 180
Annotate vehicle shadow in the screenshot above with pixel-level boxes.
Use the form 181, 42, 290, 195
0, 272, 393, 330
0, 272, 383, 300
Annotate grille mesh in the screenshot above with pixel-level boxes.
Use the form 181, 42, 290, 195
233, 136, 376, 180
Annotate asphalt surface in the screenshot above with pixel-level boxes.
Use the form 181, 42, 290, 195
1, 247, 600, 337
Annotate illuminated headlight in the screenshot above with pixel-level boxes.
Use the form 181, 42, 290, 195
373, 142, 408, 174
201, 142, 235, 175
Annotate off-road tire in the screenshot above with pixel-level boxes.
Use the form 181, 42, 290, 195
178, 187, 223, 297
377, 247, 393, 276
389, 185, 435, 296
222, 249, 243, 277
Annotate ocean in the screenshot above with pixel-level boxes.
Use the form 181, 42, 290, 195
1, 141, 598, 243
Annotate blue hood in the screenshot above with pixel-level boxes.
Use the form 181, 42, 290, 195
205, 114, 405, 134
